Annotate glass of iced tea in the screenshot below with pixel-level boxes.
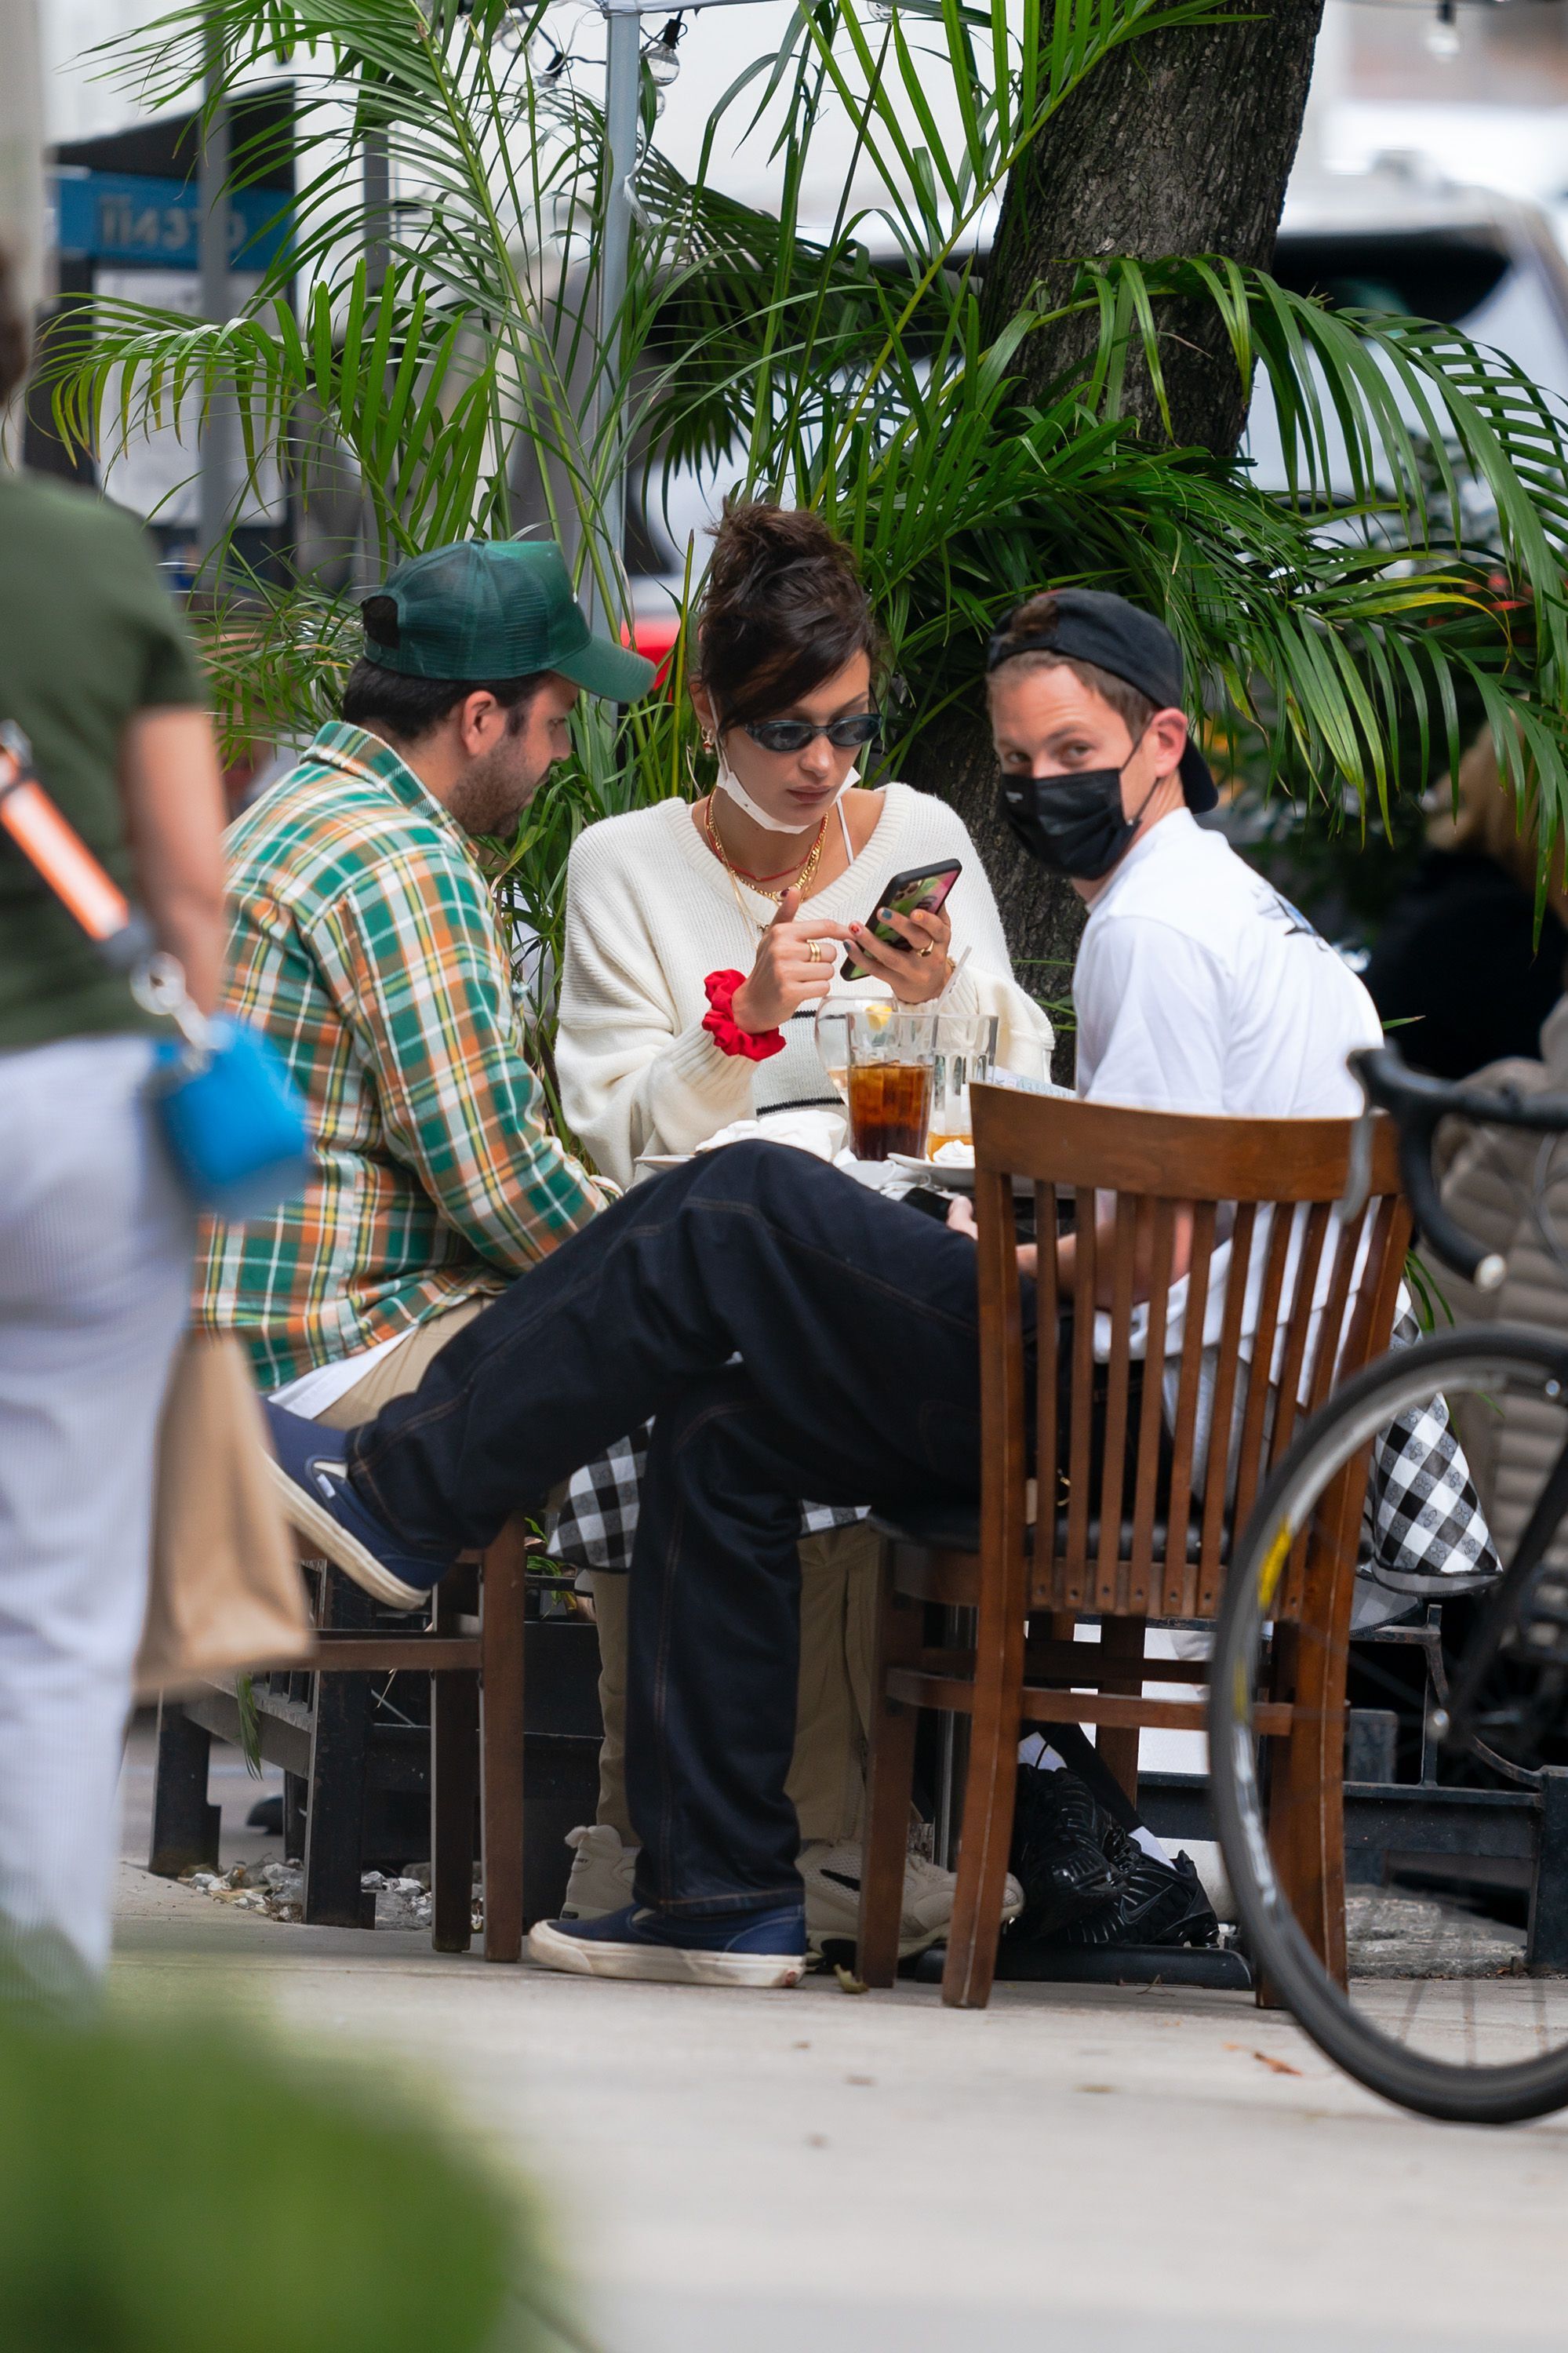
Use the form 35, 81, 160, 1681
926, 1013, 1000, 1157
844, 1004, 940, 1160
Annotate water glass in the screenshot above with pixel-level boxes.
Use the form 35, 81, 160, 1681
926, 1013, 1000, 1157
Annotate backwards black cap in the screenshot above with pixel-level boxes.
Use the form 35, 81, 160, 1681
986, 587, 1217, 813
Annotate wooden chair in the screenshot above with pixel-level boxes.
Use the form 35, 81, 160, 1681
302, 1518, 532, 1958
151, 1519, 536, 1960
856, 1086, 1409, 2009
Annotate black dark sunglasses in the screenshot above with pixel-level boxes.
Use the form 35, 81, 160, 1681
740, 711, 883, 755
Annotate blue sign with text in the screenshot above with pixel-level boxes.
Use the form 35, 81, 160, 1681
53, 170, 289, 271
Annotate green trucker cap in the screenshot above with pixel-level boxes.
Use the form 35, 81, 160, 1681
361, 539, 657, 702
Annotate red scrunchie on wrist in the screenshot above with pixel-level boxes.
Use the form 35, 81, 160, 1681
702, 969, 785, 1063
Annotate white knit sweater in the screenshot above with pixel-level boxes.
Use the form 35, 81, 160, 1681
557, 782, 1056, 1187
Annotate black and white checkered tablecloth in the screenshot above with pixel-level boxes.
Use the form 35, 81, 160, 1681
544, 1427, 865, 1573
544, 1315, 1497, 1586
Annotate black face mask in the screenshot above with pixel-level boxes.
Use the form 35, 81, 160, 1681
999, 737, 1162, 881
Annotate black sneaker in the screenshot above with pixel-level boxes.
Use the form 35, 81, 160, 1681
1058, 1836, 1221, 1950
1007, 1766, 1122, 1941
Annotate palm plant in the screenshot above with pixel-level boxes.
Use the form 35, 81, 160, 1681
43, 0, 1568, 1035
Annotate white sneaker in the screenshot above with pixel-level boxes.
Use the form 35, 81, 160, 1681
799, 1839, 1024, 1958
559, 1824, 638, 1919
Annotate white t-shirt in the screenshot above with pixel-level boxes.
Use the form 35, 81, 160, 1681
1075, 809, 1381, 1121
268, 1326, 412, 1418
1071, 811, 1384, 1377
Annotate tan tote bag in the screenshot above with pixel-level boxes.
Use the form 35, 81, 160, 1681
136, 1332, 316, 1699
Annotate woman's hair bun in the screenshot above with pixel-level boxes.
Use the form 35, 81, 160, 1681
696, 500, 881, 730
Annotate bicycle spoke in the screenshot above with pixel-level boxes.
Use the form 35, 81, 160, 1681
1211, 1330, 1568, 2123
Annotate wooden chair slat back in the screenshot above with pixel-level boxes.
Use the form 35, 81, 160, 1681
1126, 1199, 1175, 1613
1228, 1203, 1297, 1544
969, 1088, 1410, 1623
970, 1087, 1394, 1202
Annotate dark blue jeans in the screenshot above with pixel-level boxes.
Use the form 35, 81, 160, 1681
347, 1143, 1037, 1916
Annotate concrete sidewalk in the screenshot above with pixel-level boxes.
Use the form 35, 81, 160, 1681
111, 1846, 1568, 2353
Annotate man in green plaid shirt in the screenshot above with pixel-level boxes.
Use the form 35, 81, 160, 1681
195, 540, 654, 1409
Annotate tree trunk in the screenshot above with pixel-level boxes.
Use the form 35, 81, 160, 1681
984, 0, 1327, 450
905, 0, 1326, 1067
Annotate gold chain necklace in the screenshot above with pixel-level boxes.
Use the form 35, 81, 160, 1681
704, 798, 828, 907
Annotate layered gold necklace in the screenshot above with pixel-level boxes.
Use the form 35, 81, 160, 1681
703, 797, 828, 907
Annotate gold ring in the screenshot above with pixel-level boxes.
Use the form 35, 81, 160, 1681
919, 940, 937, 958
807, 937, 826, 963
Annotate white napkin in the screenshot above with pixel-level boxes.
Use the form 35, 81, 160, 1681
695, 1108, 919, 1194
695, 1108, 850, 1163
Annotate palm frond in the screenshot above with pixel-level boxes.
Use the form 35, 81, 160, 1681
53, 0, 1568, 1038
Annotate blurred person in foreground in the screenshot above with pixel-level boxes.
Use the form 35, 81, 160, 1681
0, 248, 227, 1997
1364, 727, 1568, 1080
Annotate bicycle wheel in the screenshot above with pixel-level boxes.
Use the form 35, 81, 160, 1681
1211, 1325, 1568, 2125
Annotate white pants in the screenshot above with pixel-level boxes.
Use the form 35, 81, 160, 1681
0, 1035, 191, 1992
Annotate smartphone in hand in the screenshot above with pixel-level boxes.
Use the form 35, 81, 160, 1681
841, 858, 962, 983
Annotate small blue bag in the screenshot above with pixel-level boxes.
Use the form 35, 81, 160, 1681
0, 722, 309, 1222
138, 958, 310, 1220
152, 1017, 311, 1220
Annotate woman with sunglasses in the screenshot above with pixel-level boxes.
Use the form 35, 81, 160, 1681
557, 501, 1053, 1186
550, 504, 1050, 1952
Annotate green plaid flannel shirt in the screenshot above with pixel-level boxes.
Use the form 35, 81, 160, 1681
195, 722, 602, 1387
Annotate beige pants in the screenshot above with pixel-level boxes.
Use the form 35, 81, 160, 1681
318, 1304, 882, 1848
314, 1300, 489, 1429
590, 1518, 882, 1848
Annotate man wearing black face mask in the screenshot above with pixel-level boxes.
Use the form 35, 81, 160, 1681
988, 589, 1379, 1129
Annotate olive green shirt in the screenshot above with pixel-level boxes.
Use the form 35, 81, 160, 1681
0, 474, 207, 1053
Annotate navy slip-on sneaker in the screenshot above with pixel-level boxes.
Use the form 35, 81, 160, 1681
261, 1396, 456, 1613
528, 1900, 809, 1988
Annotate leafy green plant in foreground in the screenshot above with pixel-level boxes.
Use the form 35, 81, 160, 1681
0, 2006, 566, 2351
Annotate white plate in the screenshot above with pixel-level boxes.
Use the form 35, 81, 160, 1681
890, 1151, 975, 1188
890, 1154, 1053, 1200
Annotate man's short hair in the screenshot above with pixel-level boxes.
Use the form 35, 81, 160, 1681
0, 244, 28, 408
340, 646, 548, 745
987, 593, 1157, 740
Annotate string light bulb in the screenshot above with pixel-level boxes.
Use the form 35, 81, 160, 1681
642, 16, 686, 87
1425, 0, 1461, 62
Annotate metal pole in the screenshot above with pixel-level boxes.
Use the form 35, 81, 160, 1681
363, 131, 391, 294
0, 0, 45, 470
585, 0, 773, 621
588, 0, 642, 620
198, 32, 235, 577
357, 125, 391, 588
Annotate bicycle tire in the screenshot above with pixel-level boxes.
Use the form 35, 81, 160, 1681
1210, 1324, 1568, 2126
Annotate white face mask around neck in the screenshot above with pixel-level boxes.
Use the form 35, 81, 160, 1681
714, 745, 860, 835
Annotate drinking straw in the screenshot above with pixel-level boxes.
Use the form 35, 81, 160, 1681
937, 943, 972, 1002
